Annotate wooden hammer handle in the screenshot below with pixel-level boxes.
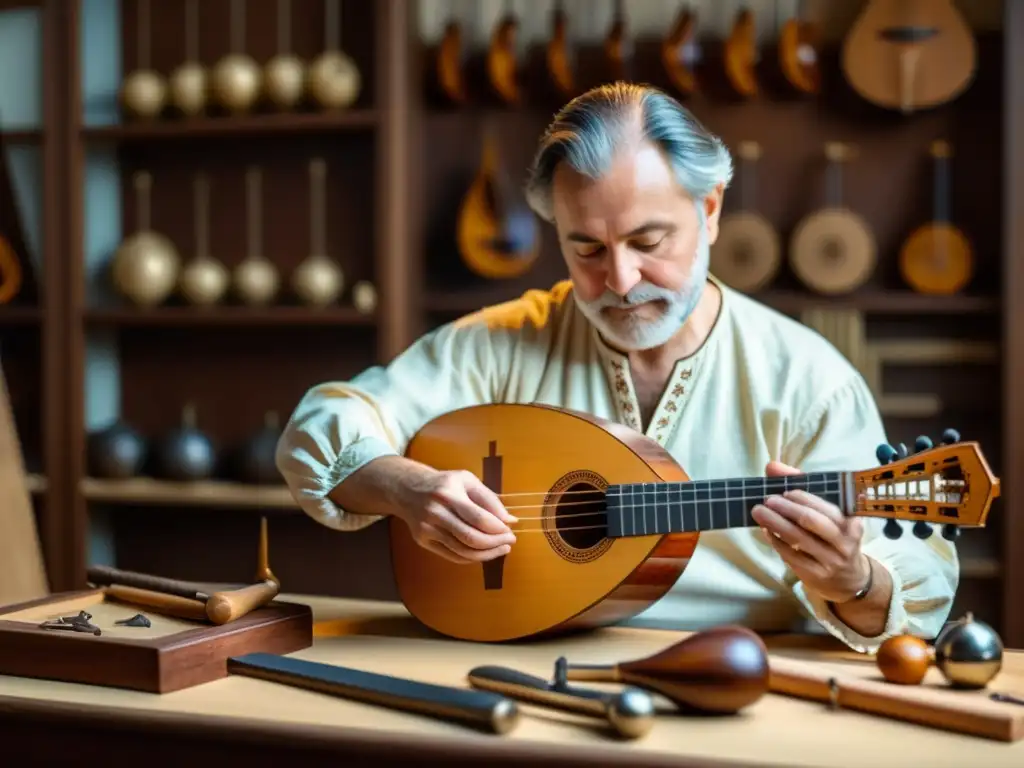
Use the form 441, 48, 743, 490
88, 565, 211, 601
205, 580, 280, 624
104, 584, 210, 621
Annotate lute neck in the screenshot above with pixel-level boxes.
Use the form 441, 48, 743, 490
605, 472, 852, 537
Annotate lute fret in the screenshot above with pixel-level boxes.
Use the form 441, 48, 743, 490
605, 472, 845, 538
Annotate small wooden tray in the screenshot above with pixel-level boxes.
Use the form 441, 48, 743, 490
0, 589, 312, 693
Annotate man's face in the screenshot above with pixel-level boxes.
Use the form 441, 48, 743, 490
551, 141, 723, 351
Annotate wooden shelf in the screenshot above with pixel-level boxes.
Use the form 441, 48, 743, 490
424, 289, 1001, 317
83, 306, 377, 328
80, 110, 378, 142
81, 477, 300, 510
0, 306, 42, 325
0, 129, 42, 144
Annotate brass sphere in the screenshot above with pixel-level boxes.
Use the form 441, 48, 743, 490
110, 232, 181, 307
233, 257, 280, 306
292, 256, 344, 307
179, 257, 229, 306
168, 63, 208, 117
263, 55, 306, 110
306, 52, 360, 109
210, 54, 262, 113
351, 280, 377, 314
121, 70, 167, 119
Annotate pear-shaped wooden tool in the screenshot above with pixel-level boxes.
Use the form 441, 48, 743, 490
263, 0, 306, 110
306, 0, 361, 110
110, 171, 181, 307
556, 626, 770, 715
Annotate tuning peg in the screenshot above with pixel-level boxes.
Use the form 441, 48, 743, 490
941, 428, 961, 445
942, 524, 961, 541
912, 521, 934, 539
882, 519, 903, 539
876, 443, 898, 465
896, 442, 909, 459
914, 435, 934, 453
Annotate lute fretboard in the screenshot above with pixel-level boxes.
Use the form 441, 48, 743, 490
604, 472, 852, 537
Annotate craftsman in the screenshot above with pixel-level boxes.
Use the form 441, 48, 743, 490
275, 82, 958, 654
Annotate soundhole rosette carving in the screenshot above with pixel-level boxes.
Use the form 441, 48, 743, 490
543, 469, 613, 564
789, 208, 877, 295
710, 212, 781, 293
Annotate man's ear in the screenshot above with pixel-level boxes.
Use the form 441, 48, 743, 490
703, 183, 726, 245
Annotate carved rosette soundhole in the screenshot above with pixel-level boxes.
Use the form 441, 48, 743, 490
543, 470, 613, 564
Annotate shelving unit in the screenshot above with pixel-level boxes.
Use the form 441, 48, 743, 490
5, 0, 1024, 643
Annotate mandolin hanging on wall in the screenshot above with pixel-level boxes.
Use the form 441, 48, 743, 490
660, 1, 701, 98
456, 124, 540, 280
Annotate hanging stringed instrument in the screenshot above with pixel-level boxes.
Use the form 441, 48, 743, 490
435, 0, 467, 105
723, 3, 759, 98
455, 123, 540, 280
777, 0, 820, 95
545, 0, 575, 100
899, 140, 974, 295
389, 404, 999, 643
603, 0, 632, 83
660, 1, 701, 97
709, 141, 780, 293
841, 0, 977, 114
789, 142, 877, 295
486, 0, 523, 106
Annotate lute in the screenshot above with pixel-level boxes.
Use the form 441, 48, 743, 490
723, 3, 759, 98
898, 140, 974, 295
660, 1, 701, 98
709, 140, 780, 292
390, 404, 999, 643
545, 0, 576, 100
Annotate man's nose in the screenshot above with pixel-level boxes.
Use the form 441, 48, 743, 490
605, 248, 642, 297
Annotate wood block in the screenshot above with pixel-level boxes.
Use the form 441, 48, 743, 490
0, 589, 313, 693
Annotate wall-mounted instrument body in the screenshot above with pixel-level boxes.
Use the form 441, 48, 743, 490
603, 0, 633, 83
899, 140, 974, 295
456, 126, 540, 280
723, 4, 759, 98
545, 0, 575, 100
435, 0, 468, 105
789, 142, 876, 295
486, 0, 524, 106
841, 0, 977, 114
660, 2, 701, 97
710, 141, 780, 292
778, 0, 820, 95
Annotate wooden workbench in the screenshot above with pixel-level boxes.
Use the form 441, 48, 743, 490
0, 595, 1022, 767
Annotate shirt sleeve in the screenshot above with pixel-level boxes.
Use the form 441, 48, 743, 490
780, 372, 960, 654
274, 315, 512, 532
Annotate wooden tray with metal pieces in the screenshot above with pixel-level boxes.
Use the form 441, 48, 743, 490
0, 516, 312, 693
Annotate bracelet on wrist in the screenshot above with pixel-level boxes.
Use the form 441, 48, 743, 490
827, 556, 874, 612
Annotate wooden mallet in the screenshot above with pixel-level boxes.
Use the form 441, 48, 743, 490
87, 516, 280, 624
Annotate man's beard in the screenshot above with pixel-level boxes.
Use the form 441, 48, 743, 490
574, 229, 710, 352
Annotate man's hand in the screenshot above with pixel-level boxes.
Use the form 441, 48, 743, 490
751, 460, 871, 603
393, 467, 518, 565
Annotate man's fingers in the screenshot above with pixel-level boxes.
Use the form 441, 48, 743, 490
764, 494, 843, 545
423, 538, 474, 565
751, 504, 831, 564
765, 460, 802, 477
465, 479, 518, 525
429, 526, 511, 563
445, 497, 517, 549
781, 489, 843, 523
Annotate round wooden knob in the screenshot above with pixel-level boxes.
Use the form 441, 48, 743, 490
876, 634, 933, 685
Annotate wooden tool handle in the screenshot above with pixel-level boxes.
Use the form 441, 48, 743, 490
87, 564, 210, 601
103, 584, 210, 621
205, 579, 279, 624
